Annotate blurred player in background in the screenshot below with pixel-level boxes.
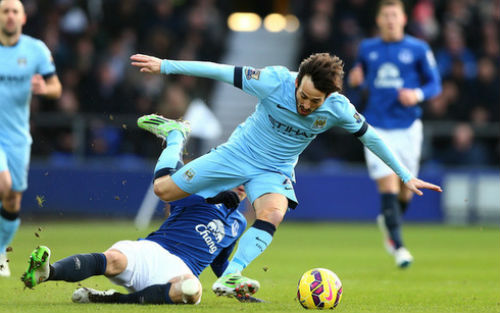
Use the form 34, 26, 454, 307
0, 0, 62, 276
21, 184, 263, 304
348, 0, 441, 268
131, 51, 442, 297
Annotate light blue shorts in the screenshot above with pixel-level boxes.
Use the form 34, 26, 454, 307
171, 147, 298, 208
0, 142, 31, 192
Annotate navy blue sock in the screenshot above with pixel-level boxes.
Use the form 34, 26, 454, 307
381, 193, 403, 249
116, 283, 173, 304
49, 253, 107, 282
399, 200, 409, 216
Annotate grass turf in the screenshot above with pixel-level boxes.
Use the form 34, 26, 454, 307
0, 220, 498, 313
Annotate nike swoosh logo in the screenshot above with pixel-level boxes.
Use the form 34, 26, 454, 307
276, 104, 288, 110
325, 281, 333, 301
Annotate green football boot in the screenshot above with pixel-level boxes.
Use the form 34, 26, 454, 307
212, 273, 260, 298
21, 245, 51, 289
137, 114, 190, 140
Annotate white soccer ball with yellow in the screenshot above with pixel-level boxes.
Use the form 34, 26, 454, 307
297, 268, 343, 309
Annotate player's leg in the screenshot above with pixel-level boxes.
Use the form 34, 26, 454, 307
375, 174, 404, 252
137, 114, 191, 201
22, 245, 108, 288
73, 240, 201, 304
214, 173, 295, 297
0, 143, 30, 276
73, 274, 202, 305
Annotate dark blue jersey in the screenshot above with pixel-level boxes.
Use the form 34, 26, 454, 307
144, 194, 246, 277
356, 35, 441, 129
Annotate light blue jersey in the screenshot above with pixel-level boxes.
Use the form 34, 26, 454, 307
0, 34, 56, 146
355, 35, 441, 129
222, 66, 364, 180
161, 60, 413, 206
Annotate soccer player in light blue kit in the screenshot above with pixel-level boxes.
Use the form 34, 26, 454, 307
0, 0, 62, 276
21, 185, 256, 304
348, 0, 441, 268
130, 50, 442, 297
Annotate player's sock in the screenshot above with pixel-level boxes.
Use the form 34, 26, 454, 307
116, 283, 173, 304
222, 220, 276, 275
381, 193, 403, 249
154, 130, 185, 177
0, 206, 21, 253
48, 253, 106, 282
399, 200, 409, 216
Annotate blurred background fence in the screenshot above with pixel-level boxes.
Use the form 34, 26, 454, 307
20, 0, 499, 224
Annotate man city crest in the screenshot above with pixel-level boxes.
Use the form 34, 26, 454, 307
17, 57, 27, 67
312, 117, 327, 129
183, 168, 196, 182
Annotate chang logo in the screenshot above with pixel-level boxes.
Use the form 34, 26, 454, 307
195, 219, 225, 254
374, 62, 403, 89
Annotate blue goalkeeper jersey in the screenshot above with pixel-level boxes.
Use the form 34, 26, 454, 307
144, 195, 246, 277
356, 35, 441, 129
0, 34, 56, 146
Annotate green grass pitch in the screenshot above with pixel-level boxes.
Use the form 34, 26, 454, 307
1, 220, 498, 313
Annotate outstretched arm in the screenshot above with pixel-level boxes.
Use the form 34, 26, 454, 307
358, 125, 442, 195
130, 54, 234, 84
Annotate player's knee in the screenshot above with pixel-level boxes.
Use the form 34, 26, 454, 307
256, 206, 285, 227
153, 179, 173, 201
103, 249, 127, 276
0, 178, 12, 199
180, 276, 202, 304
2, 192, 21, 212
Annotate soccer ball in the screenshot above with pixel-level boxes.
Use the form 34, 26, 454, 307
297, 268, 343, 309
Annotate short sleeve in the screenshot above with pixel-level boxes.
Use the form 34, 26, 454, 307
35, 40, 56, 77
329, 95, 366, 134
240, 66, 283, 100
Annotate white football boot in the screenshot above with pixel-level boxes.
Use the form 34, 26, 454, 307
72, 287, 118, 303
394, 247, 414, 268
376, 214, 396, 255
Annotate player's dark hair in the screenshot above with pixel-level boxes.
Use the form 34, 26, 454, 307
376, 0, 405, 15
297, 53, 344, 95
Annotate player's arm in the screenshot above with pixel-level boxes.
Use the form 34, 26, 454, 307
31, 73, 62, 99
415, 44, 442, 100
399, 44, 442, 106
357, 125, 441, 195
333, 97, 441, 195
130, 54, 279, 99
210, 243, 236, 277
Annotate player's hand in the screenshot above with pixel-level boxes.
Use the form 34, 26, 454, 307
130, 54, 162, 74
31, 74, 47, 95
348, 65, 364, 87
404, 177, 442, 196
398, 88, 420, 107
206, 191, 241, 209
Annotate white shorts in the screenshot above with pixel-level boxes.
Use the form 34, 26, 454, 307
107, 240, 195, 293
364, 119, 423, 180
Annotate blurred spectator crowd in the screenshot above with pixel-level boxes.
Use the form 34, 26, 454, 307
296, 0, 499, 167
25, 0, 499, 168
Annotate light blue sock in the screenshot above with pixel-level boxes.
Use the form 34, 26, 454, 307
154, 130, 185, 174
222, 226, 273, 276
0, 215, 21, 254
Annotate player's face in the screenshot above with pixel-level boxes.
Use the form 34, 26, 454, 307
0, 0, 25, 37
295, 75, 327, 116
376, 4, 406, 41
